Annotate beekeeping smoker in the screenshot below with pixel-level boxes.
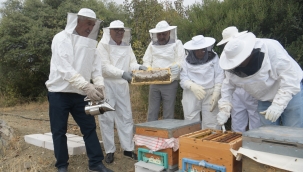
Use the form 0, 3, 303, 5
142, 20, 186, 122
96, 20, 145, 164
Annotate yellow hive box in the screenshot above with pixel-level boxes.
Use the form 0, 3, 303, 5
179, 129, 242, 172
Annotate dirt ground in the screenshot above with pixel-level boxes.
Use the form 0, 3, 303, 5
0, 101, 145, 172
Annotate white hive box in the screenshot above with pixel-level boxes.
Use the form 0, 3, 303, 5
135, 161, 164, 172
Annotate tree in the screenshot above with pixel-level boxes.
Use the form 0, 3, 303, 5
0, 0, 124, 104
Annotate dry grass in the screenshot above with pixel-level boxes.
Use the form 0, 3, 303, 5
0, 101, 49, 112
129, 85, 149, 123
0, 85, 149, 172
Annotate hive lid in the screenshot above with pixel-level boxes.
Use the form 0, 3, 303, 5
243, 126, 303, 144
135, 119, 200, 130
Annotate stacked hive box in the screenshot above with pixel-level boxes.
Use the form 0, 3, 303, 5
242, 126, 303, 171
178, 129, 242, 172
134, 119, 201, 172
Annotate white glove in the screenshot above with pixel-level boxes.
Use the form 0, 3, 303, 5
94, 85, 105, 100
82, 83, 103, 101
139, 65, 148, 71
189, 81, 206, 100
260, 103, 284, 122
209, 84, 221, 112
170, 64, 180, 75
217, 111, 229, 125
210, 91, 220, 112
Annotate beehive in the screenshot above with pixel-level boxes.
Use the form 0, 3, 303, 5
178, 129, 242, 172
134, 119, 201, 171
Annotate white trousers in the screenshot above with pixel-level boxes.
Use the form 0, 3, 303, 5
182, 88, 220, 130
98, 79, 134, 153
231, 88, 261, 132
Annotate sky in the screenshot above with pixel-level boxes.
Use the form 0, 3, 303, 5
109, 0, 201, 7
0, 0, 201, 8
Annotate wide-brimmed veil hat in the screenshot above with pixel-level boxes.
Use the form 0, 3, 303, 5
101, 20, 131, 45
149, 20, 177, 33
66, 8, 102, 40
184, 35, 215, 50
77, 8, 97, 20
219, 32, 256, 70
217, 26, 247, 46
108, 20, 127, 29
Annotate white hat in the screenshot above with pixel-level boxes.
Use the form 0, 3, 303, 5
216, 26, 247, 46
149, 20, 177, 33
108, 20, 125, 29
219, 32, 256, 70
77, 8, 96, 19
184, 35, 216, 50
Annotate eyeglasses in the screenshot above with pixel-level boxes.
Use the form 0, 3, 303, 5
112, 29, 125, 33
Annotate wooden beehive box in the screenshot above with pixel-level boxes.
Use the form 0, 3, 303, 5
179, 129, 242, 172
135, 145, 179, 171
134, 119, 201, 171
134, 119, 201, 139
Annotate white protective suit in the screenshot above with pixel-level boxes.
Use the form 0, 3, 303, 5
231, 88, 260, 132
143, 27, 185, 81
46, 12, 104, 93
219, 38, 303, 120
97, 26, 140, 153
143, 25, 185, 121
180, 52, 224, 130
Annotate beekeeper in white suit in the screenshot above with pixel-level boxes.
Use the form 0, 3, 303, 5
143, 20, 185, 121
46, 8, 113, 172
97, 20, 146, 164
217, 32, 303, 128
180, 35, 224, 130
217, 26, 261, 132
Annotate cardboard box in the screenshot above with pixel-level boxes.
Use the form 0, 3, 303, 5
242, 156, 289, 172
178, 129, 242, 172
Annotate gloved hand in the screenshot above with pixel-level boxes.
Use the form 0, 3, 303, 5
170, 64, 180, 75
139, 65, 148, 71
210, 91, 220, 112
82, 83, 103, 101
217, 111, 229, 125
260, 103, 284, 122
209, 84, 222, 112
189, 82, 206, 100
122, 71, 133, 82
95, 85, 105, 99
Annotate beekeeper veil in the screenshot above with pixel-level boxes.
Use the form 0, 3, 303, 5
100, 20, 131, 46
149, 20, 177, 45
65, 8, 102, 40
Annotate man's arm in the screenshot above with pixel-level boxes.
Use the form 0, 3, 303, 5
96, 42, 124, 78
142, 42, 153, 68
92, 49, 104, 86
129, 47, 141, 71
174, 40, 186, 66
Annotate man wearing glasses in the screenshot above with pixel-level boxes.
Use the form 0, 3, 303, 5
96, 20, 147, 164
142, 20, 186, 122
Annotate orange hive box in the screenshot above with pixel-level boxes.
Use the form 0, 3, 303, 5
179, 129, 242, 172
134, 119, 201, 171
